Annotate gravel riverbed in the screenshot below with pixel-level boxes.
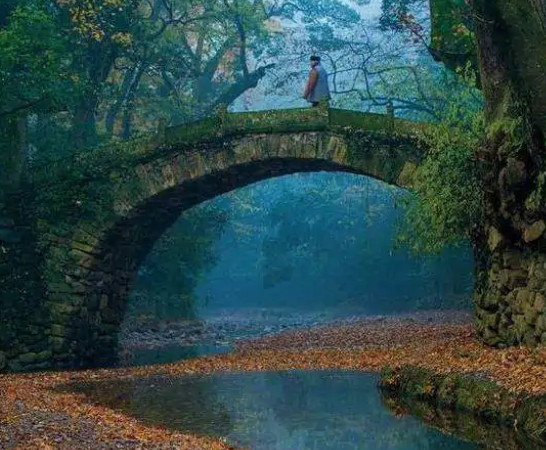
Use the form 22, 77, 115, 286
119, 309, 472, 352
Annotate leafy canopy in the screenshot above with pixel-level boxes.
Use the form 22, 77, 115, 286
395, 64, 484, 254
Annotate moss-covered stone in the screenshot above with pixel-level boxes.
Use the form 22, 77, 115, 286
525, 172, 546, 213
379, 365, 546, 443
49, 336, 66, 352
0, 106, 427, 372
50, 324, 69, 337
18, 352, 40, 365
523, 220, 546, 243
515, 289, 533, 313
488, 227, 505, 251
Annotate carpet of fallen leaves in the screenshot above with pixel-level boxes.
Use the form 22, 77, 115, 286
3, 316, 546, 449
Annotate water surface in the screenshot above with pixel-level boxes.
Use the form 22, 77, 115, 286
68, 370, 479, 450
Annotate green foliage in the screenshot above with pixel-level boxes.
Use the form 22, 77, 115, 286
379, 0, 424, 32
223, 172, 472, 311
128, 203, 227, 320
429, 0, 473, 55
395, 65, 484, 254
0, 2, 70, 116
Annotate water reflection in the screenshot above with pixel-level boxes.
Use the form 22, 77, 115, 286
381, 391, 546, 450
65, 370, 480, 450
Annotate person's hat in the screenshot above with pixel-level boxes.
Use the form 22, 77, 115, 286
310, 55, 321, 62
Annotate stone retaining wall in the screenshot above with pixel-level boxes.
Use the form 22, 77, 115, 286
379, 365, 546, 444
475, 246, 546, 347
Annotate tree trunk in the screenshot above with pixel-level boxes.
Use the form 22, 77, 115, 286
72, 96, 100, 149
105, 63, 145, 137
470, 0, 546, 346
121, 102, 133, 139
72, 42, 118, 148
0, 116, 24, 200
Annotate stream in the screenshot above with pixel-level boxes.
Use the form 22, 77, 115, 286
67, 370, 483, 450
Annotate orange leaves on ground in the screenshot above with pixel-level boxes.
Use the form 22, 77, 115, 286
3, 319, 546, 448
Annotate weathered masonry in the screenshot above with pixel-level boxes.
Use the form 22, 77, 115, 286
0, 106, 425, 372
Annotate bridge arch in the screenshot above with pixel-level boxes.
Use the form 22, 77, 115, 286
30, 107, 424, 368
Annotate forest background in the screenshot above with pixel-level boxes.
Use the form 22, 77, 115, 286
0, 0, 481, 322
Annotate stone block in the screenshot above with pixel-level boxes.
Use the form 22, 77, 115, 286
535, 266, 546, 281
506, 290, 517, 303
536, 315, 546, 334
498, 325, 518, 346
535, 293, 546, 312
49, 337, 67, 352
502, 251, 524, 269
69, 250, 97, 268
513, 314, 529, 341
528, 277, 542, 290
514, 289, 533, 314
47, 282, 77, 294
7, 360, 23, 372
488, 227, 504, 251
482, 327, 503, 346
524, 302, 539, 325
35, 350, 53, 362
18, 352, 39, 364
26, 324, 43, 336
27, 361, 52, 371
27, 341, 47, 352
524, 331, 539, 347
50, 302, 79, 321
101, 308, 119, 324
70, 240, 100, 255
53, 353, 75, 363
6, 344, 24, 359
51, 324, 69, 337
499, 313, 514, 331
71, 295, 85, 307
87, 271, 105, 281
524, 220, 546, 243
499, 270, 528, 290
485, 311, 500, 330
99, 295, 109, 310
89, 312, 101, 326
477, 293, 499, 312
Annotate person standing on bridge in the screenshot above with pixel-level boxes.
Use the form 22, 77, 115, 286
302, 55, 331, 107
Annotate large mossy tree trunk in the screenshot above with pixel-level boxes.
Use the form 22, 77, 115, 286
470, 0, 546, 345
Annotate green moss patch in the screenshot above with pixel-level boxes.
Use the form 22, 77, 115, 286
379, 365, 546, 444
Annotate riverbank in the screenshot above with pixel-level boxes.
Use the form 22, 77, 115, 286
119, 309, 473, 351
3, 311, 546, 449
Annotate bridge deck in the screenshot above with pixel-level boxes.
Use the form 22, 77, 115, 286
31, 106, 426, 186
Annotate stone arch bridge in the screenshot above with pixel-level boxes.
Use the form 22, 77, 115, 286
0, 105, 427, 372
